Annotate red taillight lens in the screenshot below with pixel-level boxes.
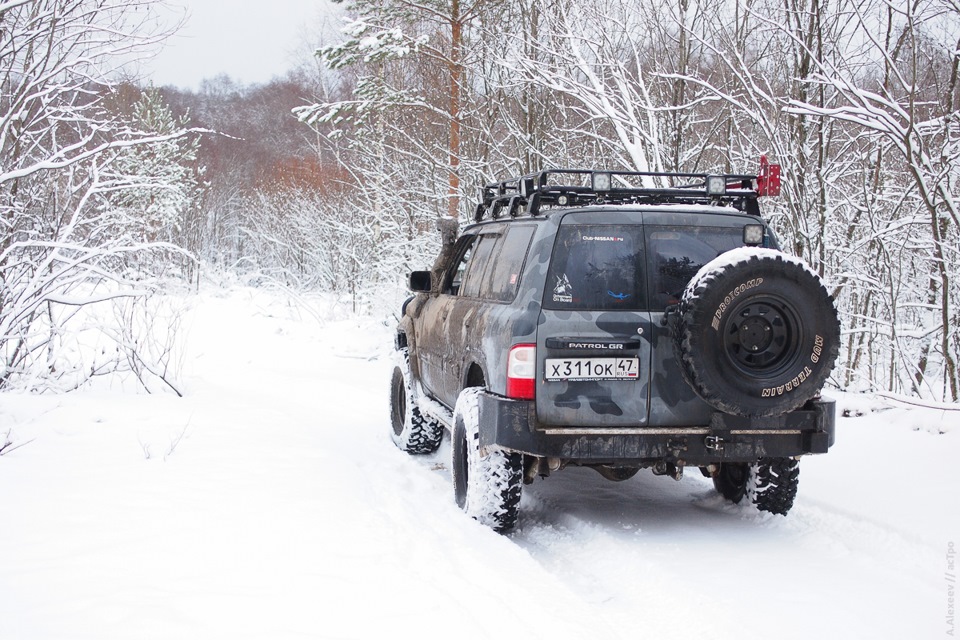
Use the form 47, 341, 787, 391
506, 343, 536, 400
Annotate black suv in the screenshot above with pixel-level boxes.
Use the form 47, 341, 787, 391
390, 165, 840, 532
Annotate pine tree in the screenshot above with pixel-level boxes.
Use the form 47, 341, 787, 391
298, 0, 500, 222
107, 88, 202, 249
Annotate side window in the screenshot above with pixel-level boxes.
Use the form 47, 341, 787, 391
483, 225, 535, 302
444, 235, 476, 294
460, 234, 499, 298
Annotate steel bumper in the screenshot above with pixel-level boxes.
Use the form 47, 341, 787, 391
477, 393, 836, 464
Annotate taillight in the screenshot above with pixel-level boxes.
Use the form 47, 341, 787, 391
506, 343, 536, 400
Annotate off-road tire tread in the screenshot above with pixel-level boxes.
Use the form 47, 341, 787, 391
389, 349, 443, 454
452, 387, 522, 533
748, 457, 800, 516
672, 250, 840, 417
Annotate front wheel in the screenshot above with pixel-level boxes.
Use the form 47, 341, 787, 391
713, 462, 749, 503
389, 348, 442, 454
451, 387, 523, 533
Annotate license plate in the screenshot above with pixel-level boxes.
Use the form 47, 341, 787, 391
545, 358, 640, 381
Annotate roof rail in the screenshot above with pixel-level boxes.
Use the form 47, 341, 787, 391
473, 167, 772, 222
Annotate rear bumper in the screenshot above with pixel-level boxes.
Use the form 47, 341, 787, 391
477, 393, 836, 464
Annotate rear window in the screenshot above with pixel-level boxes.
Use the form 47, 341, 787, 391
544, 225, 646, 310
647, 225, 745, 308
544, 223, 748, 311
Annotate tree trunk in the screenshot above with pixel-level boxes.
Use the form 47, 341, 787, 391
447, 0, 463, 220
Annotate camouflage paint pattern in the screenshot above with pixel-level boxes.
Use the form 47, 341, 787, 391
398, 203, 831, 462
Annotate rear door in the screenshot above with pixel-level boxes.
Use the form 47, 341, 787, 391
415, 233, 476, 399
645, 222, 753, 425
439, 228, 501, 405
536, 213, 653, 427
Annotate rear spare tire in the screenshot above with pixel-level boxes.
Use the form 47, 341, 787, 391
673, 248, 840, 417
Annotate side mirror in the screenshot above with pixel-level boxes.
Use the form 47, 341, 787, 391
409, 270, 432, 292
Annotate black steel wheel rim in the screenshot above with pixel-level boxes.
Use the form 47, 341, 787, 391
722, 295, 802, 377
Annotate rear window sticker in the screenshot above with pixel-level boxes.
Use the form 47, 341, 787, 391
581, 234, 625, 242
553, 273, 573, 303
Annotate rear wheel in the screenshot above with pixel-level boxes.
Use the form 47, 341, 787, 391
748, 457, 800, 516
389, 348, 442, 454
712, 457, 800, 515
451, 387, 523, 533
712, 462, 749, 503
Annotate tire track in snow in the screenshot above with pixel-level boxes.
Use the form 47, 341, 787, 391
502, 466, 943, 639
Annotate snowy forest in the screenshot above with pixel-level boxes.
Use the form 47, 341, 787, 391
2, 0, 959, 403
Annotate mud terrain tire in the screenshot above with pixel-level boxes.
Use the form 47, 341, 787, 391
748, 457, 800, 515
452, 387, 523, 533
389, 349, 443, 454
673, 248, 840, 417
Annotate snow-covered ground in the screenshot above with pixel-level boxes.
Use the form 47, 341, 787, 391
1, 286, 957, 639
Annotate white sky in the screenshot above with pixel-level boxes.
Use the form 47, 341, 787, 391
144, 0, 339, 90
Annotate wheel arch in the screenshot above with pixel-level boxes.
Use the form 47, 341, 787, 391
463, 361, 487, 391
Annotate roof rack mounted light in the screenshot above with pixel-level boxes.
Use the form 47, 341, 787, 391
592, 171, 612, 192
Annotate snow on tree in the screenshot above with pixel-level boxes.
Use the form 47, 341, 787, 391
300, 0, 506, 222
781, 0, 960, 401
293, 0, 489, 297
0, 0, 202, 391
215, 0, 960, 404
106, 88, 202, 249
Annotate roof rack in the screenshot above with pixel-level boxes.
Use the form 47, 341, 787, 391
473, 164, 780, 222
